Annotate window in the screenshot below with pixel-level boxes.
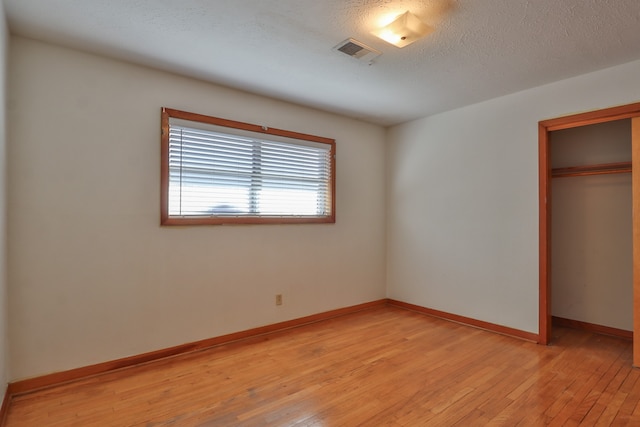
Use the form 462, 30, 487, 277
161, 108, 335, 225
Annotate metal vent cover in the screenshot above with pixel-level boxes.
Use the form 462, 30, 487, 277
333, 38, 381, 64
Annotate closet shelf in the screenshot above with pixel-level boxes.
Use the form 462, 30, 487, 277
552, 161, 632, 178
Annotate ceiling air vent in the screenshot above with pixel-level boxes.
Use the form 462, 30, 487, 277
333, 38, 381, 64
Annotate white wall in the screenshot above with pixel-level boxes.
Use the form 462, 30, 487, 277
8, 32, 640, 383
0, 1, 9, 395
387, 59, 640, 334
551, 120, 632, 330
7, 37, 387, 380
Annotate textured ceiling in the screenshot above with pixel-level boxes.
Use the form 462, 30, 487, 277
4, 0, 640, 126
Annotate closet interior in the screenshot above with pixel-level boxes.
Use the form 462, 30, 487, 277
550, 119, 633, 336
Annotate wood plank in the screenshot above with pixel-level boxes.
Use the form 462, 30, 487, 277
539, 121, 552, 344
3, 307, 639, 426
552, 161, 632, 178
387, 299, 538, 342
611, 369, 640, 425
634, 116, 640, 367
539, 102, 640, 131
553, 316, 633, 340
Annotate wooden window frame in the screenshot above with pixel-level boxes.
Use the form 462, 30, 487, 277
161, 107, 336, 225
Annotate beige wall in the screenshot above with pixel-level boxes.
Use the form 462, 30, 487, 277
551, 120, 632, 330
0, 2, 8, 394
7, 37, 387, 380
387, 59, 640, 334
7, 31, 640, 383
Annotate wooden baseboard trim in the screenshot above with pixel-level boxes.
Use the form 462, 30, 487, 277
0, 385, 10, 427
5, 299, 543, 400
388, 299, 539, 343
552, 316, 633, 340
8, 299, 387, 397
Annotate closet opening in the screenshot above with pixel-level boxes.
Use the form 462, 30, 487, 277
551, 119, 632, 340
538, 102, 640, 366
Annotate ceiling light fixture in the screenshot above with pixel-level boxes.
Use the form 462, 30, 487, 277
372, 11, 433, 48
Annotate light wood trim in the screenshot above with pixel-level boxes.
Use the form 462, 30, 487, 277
161, 216, 336, 226
539, 122, 551, 345
163, 108, 335, 145
552, 161, 632, 178
539, 102, 640, 348
387, 299, 539, 342
0, 386, 10, 427
8, 298, 546, 399
633, 117, 640, 367
540, 102, 640, 131
160, 107, 170, 224
7, 300, 387, 396
552, 316, 632, 340
160, 107, 336, 226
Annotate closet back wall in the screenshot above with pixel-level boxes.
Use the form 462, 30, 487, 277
551, 120, 633, 331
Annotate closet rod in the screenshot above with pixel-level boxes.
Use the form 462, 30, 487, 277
552, 161, 632, 178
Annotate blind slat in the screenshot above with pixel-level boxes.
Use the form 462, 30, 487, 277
168, 122, 332, 217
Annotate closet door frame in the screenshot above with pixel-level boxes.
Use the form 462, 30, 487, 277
539, 102, 640, 365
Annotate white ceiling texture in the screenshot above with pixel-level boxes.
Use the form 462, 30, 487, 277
4, 0, 640, 126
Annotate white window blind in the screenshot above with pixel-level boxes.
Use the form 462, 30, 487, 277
168, 120, 333, 219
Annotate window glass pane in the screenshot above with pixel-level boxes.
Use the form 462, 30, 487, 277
162, 109, 334, 224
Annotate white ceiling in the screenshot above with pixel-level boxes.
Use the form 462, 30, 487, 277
4, 0, 640, 126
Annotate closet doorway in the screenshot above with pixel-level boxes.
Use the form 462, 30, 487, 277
539, 102, 640, 366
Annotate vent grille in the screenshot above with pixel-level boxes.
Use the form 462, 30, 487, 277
333, 38, 381, 64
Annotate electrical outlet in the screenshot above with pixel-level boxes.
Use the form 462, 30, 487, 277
275, 294, 283, 306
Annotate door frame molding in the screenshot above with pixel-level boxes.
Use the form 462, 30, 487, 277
538, 102, 640, 356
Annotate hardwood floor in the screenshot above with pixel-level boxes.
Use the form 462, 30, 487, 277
4, 306, 639, 426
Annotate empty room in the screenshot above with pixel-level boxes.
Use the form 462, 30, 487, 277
2, 0, 640, 425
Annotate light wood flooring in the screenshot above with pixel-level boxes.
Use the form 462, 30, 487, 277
4, 306, 639, 426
